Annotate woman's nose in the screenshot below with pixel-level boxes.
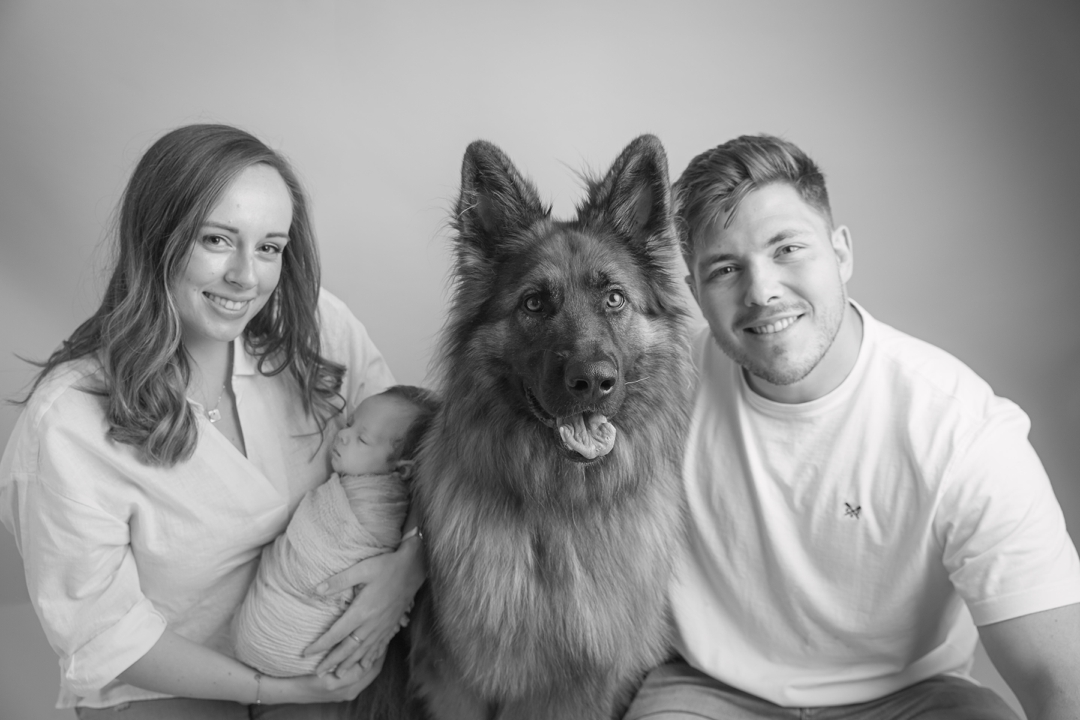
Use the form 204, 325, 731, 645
225, 250, 257, 288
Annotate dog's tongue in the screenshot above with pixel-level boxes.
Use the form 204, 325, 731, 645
557, 412, 616, 460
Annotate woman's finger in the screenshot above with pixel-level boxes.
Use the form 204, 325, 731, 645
351, 625, 385, 668
334, 642, 366, 678
346, 652, 387, 698
334, 621, 393, 676
313, 553, 389, 596
339, 634, 391, 678
313, 629, 364, 677
359, 636, 391, 671
304, 597, 373, 658
354, 628, 395, 672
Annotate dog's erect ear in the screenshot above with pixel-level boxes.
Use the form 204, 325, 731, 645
455, 141, 549, 259
579, 135, 673, 254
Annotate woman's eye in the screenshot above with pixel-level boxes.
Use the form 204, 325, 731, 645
606, 290, 626, 309
202, 234, 227, 247
523, 295, 543, 313
260, 243, 284, 255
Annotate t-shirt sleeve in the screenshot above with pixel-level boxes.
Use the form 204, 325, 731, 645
6, 400, 166, 695
937, 399, 1080, 626
317, 289, 396, 410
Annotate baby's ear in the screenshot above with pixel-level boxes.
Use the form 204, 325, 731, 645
394, 459, 416, 480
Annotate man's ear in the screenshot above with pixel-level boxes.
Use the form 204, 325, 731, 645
685, 273, 699, 304
394, 458, 416, 480
832, 225, 854, 284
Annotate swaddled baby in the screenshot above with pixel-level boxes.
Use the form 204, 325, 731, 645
233, 385, 438, 677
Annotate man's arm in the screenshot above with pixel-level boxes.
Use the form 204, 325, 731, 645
979, 603, 1080, 720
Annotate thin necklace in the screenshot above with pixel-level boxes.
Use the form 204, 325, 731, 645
206, 383, 226, 423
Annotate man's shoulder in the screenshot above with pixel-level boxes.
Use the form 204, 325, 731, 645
862, 307, 1007, 424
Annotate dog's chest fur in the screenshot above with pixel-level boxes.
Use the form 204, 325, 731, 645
421, 453, 681, 698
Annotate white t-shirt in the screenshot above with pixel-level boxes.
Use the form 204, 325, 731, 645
0, 290, 394, 709
673, 302, 1080, 706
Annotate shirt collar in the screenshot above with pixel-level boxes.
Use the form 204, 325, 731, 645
233, 338, 258, 377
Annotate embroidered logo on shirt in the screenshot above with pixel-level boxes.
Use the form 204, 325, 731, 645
844, 502, 862, 519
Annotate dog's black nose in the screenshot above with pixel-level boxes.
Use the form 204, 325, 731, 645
565, 359, 619, 402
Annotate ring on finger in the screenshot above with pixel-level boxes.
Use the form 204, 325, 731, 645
348, 632, 362, 644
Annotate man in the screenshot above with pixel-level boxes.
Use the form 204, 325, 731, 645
626, 135, 1080, 719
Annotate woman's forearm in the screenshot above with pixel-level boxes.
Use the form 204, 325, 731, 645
117, 629, 261, 703
117, 628, 374, 705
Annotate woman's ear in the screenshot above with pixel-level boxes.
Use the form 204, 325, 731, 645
395, 458, 416, 480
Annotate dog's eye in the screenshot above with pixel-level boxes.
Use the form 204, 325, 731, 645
523, 294, 543, 313
605, 290, 626, 309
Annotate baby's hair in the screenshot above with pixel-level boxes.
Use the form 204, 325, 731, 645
378, 385, 440, 464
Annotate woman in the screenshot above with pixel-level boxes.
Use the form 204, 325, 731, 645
0, 124, 424, 717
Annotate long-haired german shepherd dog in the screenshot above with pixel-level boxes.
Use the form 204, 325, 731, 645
393, 135, 694, 720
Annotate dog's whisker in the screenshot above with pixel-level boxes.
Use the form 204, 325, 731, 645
625, 376, 650, 385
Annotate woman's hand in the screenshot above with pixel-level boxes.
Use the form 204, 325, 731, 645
116, 628, 384, 705
303, 534, 425, 677
264, 651, 385, 704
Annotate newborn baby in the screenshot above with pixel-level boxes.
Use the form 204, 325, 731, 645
233, 385, 438, 677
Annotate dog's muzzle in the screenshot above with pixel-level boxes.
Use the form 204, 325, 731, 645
524, 385, 617, 461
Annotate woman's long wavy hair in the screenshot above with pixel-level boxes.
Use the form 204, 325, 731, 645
19, 124, 345, 466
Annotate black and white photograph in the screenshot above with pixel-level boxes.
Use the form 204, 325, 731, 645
1, 2, 1078, 718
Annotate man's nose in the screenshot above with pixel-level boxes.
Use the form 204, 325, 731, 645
743, 260, 782, 306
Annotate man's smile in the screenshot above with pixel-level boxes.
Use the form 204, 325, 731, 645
745, 314, 801, 335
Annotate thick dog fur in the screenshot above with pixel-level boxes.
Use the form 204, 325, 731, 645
397, 135, 693, 720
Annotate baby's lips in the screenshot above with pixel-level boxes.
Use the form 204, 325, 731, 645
557, 413, 617, 460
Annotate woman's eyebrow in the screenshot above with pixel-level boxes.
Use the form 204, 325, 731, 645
202, 220, 289, 240
203, 221, 239, 233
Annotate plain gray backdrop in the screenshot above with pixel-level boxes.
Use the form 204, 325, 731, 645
2, 1, 1078, 717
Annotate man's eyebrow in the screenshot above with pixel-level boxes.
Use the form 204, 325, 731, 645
764, 228, 806, 247
699, 250, 736, 267
699, 229, 808, 267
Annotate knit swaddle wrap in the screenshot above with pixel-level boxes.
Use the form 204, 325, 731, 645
233, 472, 408, 676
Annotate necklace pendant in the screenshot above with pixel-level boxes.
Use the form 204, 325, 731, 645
207, 408, 221, 423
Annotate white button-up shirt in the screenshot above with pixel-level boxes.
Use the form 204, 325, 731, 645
0, 290, 394, 709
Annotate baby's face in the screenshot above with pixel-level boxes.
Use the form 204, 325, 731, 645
332, 394, 417, 476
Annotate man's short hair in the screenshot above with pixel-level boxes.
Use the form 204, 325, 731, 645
673, 134, 833, 268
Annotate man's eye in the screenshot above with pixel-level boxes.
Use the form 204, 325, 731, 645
710, 266, 736, 280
